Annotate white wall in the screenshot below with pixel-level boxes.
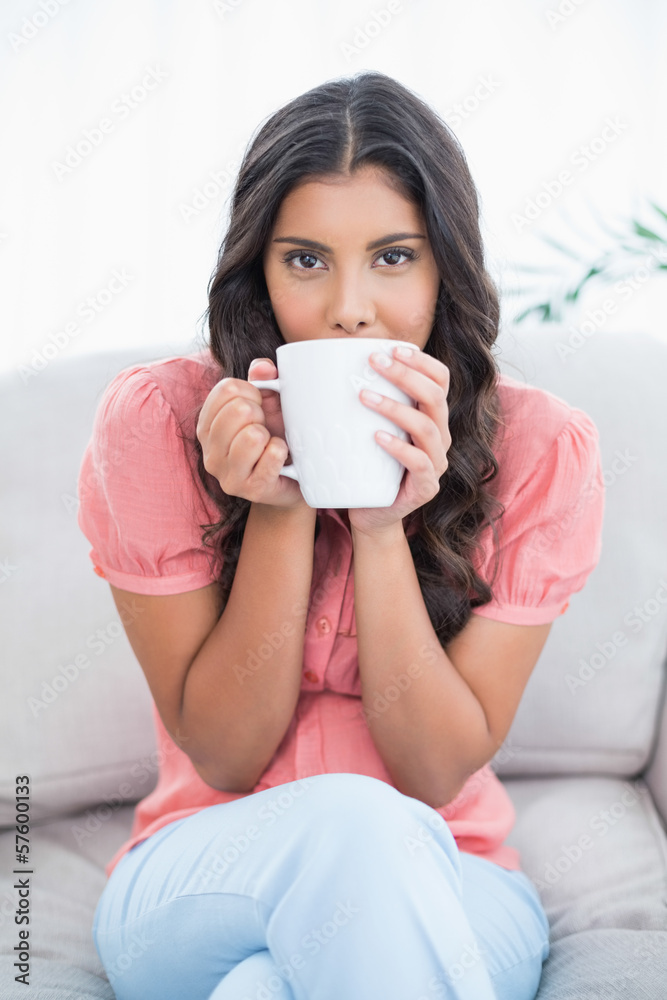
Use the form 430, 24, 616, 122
1, 0, 666, 384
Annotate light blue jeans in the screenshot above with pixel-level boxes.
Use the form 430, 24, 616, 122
92, 773, 550, 1000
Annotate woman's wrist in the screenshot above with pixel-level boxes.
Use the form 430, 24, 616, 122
251, 499, 318, 525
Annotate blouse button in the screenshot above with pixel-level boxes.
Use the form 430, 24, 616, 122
93, 565, 106, 579
304, 669, 319, 683
317, 617, 331, 634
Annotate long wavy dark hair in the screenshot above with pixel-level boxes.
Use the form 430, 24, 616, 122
181, 70, 508, 647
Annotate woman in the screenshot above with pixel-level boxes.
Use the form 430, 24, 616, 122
78, 70, 604, 999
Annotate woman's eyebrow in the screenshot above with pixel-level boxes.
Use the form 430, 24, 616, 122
272, 232, 426, 252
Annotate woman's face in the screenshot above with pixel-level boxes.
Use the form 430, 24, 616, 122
262, 165, 441, 349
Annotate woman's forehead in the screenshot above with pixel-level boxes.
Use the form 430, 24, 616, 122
272, 173, 422, 233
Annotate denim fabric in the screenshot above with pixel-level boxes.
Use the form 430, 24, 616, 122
92, 773, 550, 1000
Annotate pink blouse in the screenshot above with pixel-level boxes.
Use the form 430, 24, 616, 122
76, 348, 605, 879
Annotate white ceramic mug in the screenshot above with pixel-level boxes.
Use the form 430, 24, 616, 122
248, 337, 418, 508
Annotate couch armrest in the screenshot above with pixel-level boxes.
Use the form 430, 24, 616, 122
643, 658, 667, 830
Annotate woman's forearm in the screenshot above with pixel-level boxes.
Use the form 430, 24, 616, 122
351, 521, 494, 809
181, 501, 317, 792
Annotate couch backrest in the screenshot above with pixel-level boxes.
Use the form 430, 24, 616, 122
1, 328, 666, 824
1, 344, 180, 824
491, 325, 667, 780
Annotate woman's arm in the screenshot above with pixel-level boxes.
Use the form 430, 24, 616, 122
348, 345, 552, 810
351, 520, 552, 809
180, 501, 317, 791
111, 501, 317, 795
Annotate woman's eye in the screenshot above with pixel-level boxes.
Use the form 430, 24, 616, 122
374, 248, 415, 267
283, 247, 417, 271
285, 252, 325, 270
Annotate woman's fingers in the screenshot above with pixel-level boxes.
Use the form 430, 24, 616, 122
248, 358, 277, 377
363, 346, 451, 477
208, 395, 266, 462
196, 375, 299, 506
197, 378, 258, 441
248, 359, 286, 441
227, 425, 286, 488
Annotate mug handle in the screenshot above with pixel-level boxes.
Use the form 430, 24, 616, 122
248, 377, 299, 483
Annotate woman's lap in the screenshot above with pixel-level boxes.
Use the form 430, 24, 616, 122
92, 773, 549, 1000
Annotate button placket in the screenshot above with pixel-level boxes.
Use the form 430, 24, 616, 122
317, 616, 331, 635
303, 617, 331, 685
302, 512, 352, 688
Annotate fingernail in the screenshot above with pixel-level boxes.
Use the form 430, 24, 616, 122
396, 346, 416, 359
363, 390, 383, 405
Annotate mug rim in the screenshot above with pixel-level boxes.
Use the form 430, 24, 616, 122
276, 337, 419, 352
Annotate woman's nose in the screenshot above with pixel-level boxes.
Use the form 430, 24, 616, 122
326, 288, 375, 334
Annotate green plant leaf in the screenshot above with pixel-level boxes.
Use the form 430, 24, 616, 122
649, 201, 667, 224
632, 221, 664, 242
508, 198, 667, 326
514, 302, 553, 324
619, 242, 645, 254
569, 265, 604, 300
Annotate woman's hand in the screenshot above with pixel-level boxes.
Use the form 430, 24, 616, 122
196, 358, 309, 512
347, 344, 452, 537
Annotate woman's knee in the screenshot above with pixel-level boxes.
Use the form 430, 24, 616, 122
294, 773, 451, 848
296, 772, 408, 819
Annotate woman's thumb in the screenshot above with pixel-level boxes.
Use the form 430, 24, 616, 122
248, 358, 276, 378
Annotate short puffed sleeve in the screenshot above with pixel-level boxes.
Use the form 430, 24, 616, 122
471, 407, 605, 625
76, 365, 222, 594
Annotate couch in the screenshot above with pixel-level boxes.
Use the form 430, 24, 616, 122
1, 323, 666, 999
